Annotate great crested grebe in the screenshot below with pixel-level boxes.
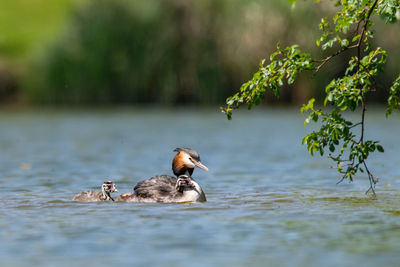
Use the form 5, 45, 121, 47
73, 181, 118, 202
117, 148, 208, 203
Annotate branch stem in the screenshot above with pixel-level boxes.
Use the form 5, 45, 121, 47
313, 0, 379, 73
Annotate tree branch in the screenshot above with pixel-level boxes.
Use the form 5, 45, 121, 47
363, 160, 378, 197
349, 122, 362, 129
313, 0, 379, 74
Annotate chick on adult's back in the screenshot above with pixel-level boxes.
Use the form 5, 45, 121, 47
117, 148, 208, 203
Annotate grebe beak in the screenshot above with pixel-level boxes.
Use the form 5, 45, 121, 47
194, 161, 209, 171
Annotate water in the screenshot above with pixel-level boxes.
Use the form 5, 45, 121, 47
1, 107, 400, 267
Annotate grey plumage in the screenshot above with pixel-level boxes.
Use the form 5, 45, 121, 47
73, 181, 117, 202
72, 190, 109, 202
117, 174, 206, 203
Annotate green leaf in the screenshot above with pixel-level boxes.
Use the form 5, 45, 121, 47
329, 144, 335, 152
376, 145, 384, 153
301, 98, 315, 113
352, 34, 361, 42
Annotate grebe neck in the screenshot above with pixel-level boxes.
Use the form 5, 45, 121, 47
173, 166, 194, 176
101, 186, 114, 201
172, 154, 194, 176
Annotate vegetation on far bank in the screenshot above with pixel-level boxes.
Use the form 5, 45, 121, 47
0, 0, 399, 105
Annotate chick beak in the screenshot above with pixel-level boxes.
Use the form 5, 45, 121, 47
194, 161, 209, 171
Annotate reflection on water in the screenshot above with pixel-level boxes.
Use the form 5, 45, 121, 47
0, 108, 400, 266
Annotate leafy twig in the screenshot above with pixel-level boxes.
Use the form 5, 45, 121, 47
222, 0, 400, 196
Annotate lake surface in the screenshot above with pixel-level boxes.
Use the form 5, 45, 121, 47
1, 107, 400, 267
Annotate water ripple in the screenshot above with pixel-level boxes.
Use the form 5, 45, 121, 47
1, 108, 400, 267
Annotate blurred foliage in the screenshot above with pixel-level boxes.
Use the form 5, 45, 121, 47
20, 0, 321, 104
0, 0, 399, 105
0, 0, 82, 62
24, 0, 228, 104
0, 0, 85, 102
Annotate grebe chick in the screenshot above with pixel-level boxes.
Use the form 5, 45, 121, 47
117, 148, 208, 203
73, 181, 117, 202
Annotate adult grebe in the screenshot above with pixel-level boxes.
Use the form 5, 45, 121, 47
117, 148, 208, 203
73, 181, 118, 202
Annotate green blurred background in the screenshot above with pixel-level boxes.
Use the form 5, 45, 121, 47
0, 0, 399, 106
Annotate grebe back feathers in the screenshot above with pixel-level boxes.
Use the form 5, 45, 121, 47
117, 174, 206, 203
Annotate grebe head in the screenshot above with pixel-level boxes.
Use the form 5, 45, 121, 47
101, 181, 118, 201
172, 148, 208, 176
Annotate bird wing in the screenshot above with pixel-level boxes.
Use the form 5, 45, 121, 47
133, 175, 179, 201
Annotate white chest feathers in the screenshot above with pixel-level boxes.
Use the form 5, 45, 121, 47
181, 180, 206, 203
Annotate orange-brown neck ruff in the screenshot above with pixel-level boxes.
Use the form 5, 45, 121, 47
172, 152, 194, 176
